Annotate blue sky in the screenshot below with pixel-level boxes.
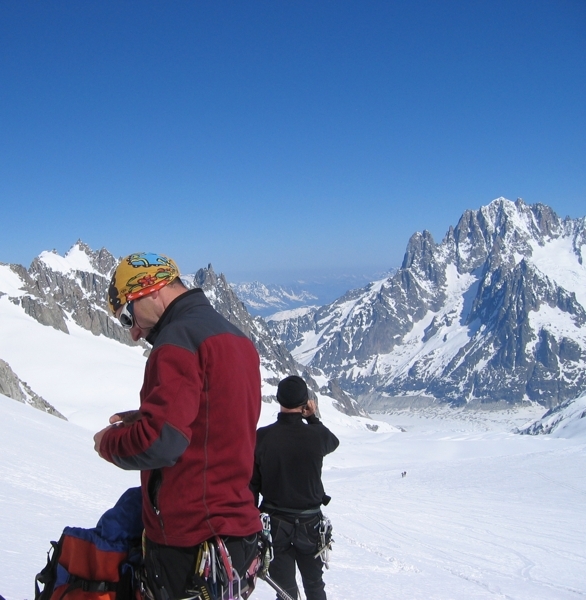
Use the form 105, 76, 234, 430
1, 1, 584, 283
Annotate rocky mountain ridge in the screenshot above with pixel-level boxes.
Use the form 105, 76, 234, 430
3, 197, 585, 417
0, 359, 65, 419
0, 244, 365, 418
6, 241, 133, 345
268, 198, 586, 409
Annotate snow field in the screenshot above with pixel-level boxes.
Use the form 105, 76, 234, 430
0, 295, 146, 430
1, 395, 585, 599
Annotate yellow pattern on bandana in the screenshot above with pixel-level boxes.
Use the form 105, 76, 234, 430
107, 252, 180, 314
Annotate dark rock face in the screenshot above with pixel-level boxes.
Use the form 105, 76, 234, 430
8, 247, 139, 345
269, 198, 586, 409
322, 379, 369, 418
186, 265, 304, 397
0, 359, 65, 419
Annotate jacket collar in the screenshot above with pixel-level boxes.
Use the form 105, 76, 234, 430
146, 288, 208, 345
277, 412, 304, 424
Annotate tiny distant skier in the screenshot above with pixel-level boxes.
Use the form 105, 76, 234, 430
250, 375, 339, 600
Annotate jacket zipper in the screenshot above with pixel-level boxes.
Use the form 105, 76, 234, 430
153, 505, 166, 543
148, 469, 167, 544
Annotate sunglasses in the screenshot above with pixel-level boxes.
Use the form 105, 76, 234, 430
118, 301, 135, 329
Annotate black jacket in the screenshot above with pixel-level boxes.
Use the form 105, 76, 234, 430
250, 412, 339, 512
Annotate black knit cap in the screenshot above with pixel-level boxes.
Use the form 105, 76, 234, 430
276, 375, 309, 408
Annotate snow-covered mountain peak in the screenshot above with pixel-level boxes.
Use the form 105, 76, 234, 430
39, 247, 97, 275
268, 198, 586, 409
37, 241, 117, 277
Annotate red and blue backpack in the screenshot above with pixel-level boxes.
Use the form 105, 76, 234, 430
35, 487, 143, 600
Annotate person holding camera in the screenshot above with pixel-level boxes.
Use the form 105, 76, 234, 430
250, 375, 339, 600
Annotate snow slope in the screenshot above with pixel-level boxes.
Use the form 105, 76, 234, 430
0, 293, 146, 430
2, 393, 585, 600
516, 392, 586, 438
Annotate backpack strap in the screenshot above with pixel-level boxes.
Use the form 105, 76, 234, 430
58, 578, 119, 600
34, 538, 63, 600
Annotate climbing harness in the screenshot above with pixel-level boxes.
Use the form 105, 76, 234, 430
140, 513, 295, 600
314, 515, 334, 569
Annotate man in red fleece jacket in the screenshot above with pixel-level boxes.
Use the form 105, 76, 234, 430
93, 252, 262, 600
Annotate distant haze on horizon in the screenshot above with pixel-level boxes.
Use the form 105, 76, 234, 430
1, 1, 584, 283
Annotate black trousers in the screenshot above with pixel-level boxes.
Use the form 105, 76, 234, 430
143, 534, 258, 600
268, 513, 326, 600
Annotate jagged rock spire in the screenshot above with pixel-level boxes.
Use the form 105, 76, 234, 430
269, 198, 586, 409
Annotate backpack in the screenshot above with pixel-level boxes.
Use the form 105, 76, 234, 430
35, 487, 143, 600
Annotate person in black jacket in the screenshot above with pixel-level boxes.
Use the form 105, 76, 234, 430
250, 375, 339, 600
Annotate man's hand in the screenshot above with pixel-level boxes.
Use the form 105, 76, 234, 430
109, 410, 142, 426
301, 400, 317, 418
93, 425, 111, 457
94, 410, 141, 457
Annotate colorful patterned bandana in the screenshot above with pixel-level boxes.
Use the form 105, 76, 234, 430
107, 252, 180, 314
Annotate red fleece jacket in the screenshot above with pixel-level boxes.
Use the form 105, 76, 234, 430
99, 289, 262, 546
